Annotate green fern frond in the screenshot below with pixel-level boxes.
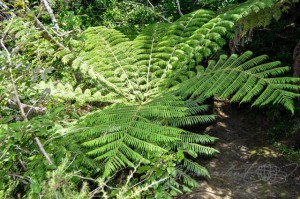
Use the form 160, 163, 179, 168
35, 81, 120, 104
57, 0, 289, 192
177, 51, 300, 113
166, 0, 282, 85
69, 95, 217, 177
178, 142, 218, 156
72, 27, 137, 101
183, 158, 210, 177
68, 0, 283, 102
179, 132, 217, 144
177, 169, 199, 188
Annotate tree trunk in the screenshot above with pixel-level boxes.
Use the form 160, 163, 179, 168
293, 41, 300, 77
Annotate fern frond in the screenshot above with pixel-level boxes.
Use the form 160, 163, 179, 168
179, 132, 217, 144
183, 158, 210, 177
68, 95, 217, 177
166, 0, 283, 86
177, 169, 199, 188
178, 142, 218, 156
72, 27, 137, 101
35, 81, 121, 104
177, 51, 300, 113
57, 0, 288, 192
69, 0, 283, 102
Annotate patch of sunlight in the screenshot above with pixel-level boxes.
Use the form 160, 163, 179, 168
203, 186, 233, 199
216, 122, 227, 128
250, 147, 281, 158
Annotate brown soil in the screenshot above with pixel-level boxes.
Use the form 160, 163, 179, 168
180, 101, 300, 199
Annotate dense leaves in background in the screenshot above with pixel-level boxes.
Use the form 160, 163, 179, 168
1, 0, 300, 198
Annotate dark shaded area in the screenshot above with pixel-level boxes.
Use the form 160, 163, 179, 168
245, 2, 300, 67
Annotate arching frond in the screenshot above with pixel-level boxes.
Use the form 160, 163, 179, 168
72, 27, 137, 101
177, 51, 300, 113
35, 81, 121, 104
57, 0, 292, 193
165, 0, 282, 86
70, 95, 217, 177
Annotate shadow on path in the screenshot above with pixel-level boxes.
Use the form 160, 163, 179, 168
180, 101, 300, 199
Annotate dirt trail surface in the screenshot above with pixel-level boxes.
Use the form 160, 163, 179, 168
180, 101, 300, 199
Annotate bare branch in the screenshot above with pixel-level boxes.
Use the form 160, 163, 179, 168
0, 18, 54, 165
40, 0, 59, 29
0, 15, 14, 64
175, 0, 183, 16
146, 0, 172, 23
7, 99, 46, 118
25, 6, 67, 50
124, 177, 168, 199
9, 68, 54, 165
0, 1, 10, 10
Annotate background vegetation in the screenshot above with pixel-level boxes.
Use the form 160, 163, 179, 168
1, 0, 300, 198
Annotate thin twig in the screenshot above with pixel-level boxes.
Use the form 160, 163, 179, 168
11, 68, 53, 164
124, 177, 168, 199
7, 173, 31, 184
146, 0, 172, 23
0, 15, 13, 64
124, 161, 142, 187
130, 171, 153, 189
18, 157, 27, 170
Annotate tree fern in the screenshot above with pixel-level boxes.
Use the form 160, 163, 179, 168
54, 0, 297, 194
176, 51, 300, 113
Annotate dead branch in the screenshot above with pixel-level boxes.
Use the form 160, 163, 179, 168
7, 99, 46, 118
9, 68, 54, 165
293, 41, 300, 78
146, 0, 172, 23
24, 6, 67, 50
175, 0, 183, 16
40, 0, 59, 29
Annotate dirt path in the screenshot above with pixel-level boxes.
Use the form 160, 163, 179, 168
181, 101, 300, 199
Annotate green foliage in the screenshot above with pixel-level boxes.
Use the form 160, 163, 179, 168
1, 0, 300, 197
0, 108, 60, 196
37, 158, 90, 199
36, 81, 105, 105
67, 0, 283, 103
176, 51, 300, 113
198, 0, 242, 10
54, 0, 300, 195
274, 142, 300, 164
69, 95, 216, 178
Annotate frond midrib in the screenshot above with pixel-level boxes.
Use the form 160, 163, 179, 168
96, 32, 137, 100
157, 10, 212, 87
